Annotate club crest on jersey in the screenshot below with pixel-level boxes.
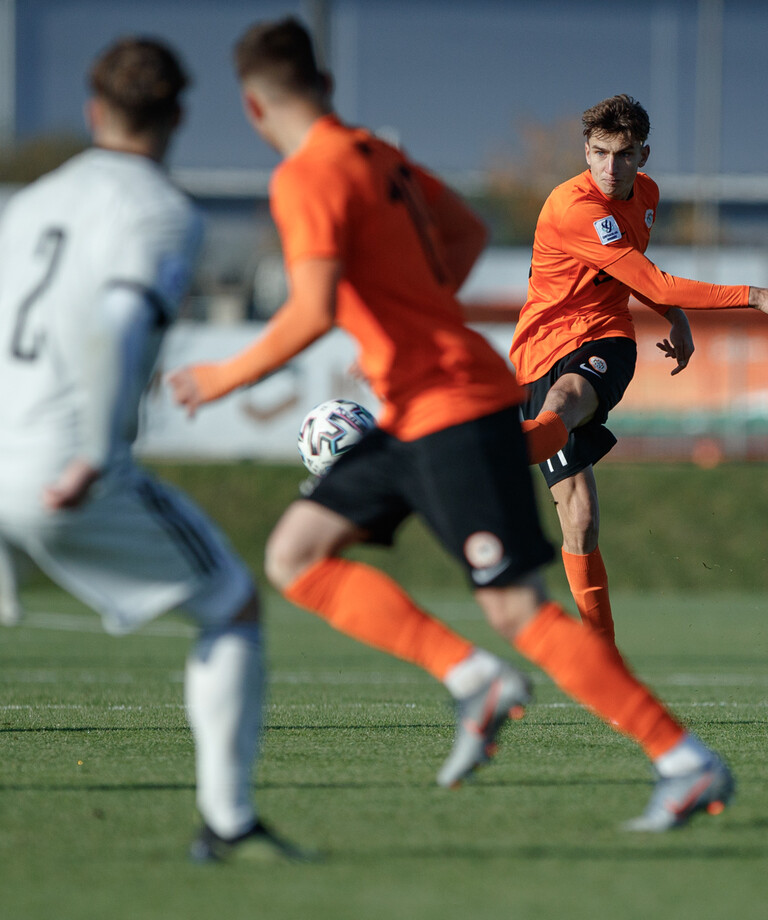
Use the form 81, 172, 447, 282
593, 215, 621, 245
645, 208, 655, 229
464, 531, 503, 569
587, 356, 608, 374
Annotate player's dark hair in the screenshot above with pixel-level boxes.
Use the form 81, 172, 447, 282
89, 37, 189, 133
234, 17, 327, 99
582, 94, 650, 145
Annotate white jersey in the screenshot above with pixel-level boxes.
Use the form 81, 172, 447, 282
0, 148, 202, 517
0, 149, 253, 634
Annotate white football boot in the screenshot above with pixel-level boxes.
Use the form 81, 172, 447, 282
437, 663, 531, 788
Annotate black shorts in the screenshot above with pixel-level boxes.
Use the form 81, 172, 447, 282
307, 406, 554, 589
522, 337, 637, 487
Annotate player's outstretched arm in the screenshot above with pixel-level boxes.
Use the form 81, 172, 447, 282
168, 257, 339, 417
655, 306, 694, 376
608, 249, 749, 310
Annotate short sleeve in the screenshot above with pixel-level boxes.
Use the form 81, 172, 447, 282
271, 162, 350, 266
558, 201, 638, 272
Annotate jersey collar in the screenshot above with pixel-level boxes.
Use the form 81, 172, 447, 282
296, 113, 342, 154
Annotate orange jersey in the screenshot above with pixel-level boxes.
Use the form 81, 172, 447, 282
510, 170, 660, 384
270, 115, 522, 439
510, 170, 750, 384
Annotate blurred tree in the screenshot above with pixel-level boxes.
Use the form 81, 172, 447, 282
651, 201, 703, 245
472, 116, 705, 246
473, 115, 584, 245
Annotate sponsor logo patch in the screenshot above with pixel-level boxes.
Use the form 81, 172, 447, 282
464, 531, 504, 569
645, 208, 655, 229
578, 355, 608, 377
593, 215, 622, 245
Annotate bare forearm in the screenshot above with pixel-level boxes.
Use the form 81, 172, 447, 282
748, 287, 768, 313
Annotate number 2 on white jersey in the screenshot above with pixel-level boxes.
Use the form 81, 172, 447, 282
10, 227, 66, 361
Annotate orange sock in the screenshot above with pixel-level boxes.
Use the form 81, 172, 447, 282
562, 547, 616, 643
284, 558, 474, 681
522, 411, 569, 464
515, 602, 684, 759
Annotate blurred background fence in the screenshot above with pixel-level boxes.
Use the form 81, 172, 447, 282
2, 0, 768, 462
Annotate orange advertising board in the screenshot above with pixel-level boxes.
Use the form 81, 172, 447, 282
464, 301, 768, 460
623, 301, 768, 416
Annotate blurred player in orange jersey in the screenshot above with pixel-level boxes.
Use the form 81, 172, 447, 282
169, 20, 743, 832
512, 94, 768, 648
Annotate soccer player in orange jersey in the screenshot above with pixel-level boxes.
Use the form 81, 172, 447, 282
169, 22, 751, 833
512, 94, 768, 647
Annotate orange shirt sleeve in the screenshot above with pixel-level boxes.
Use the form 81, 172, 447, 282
558, 201, 640, 270
607, 249, 750, 309
189, 298, 332, 403
631, 290, 671, 317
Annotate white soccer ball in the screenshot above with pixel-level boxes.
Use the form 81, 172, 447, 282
297, 398, 376, 476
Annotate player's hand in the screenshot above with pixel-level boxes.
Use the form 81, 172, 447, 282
166, 365, 205, 417
42, 459, 101, 511
748, 287, 768, 314
657, 307, 694, 376
656, 338, 693, 375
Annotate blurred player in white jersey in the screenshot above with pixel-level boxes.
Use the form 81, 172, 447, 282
0, 37, 302, 863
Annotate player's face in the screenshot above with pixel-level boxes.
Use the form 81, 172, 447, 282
585, 132, 649, 200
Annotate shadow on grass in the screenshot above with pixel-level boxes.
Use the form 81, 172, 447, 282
0, 776, 650, 793
330, 840, 768, 862
1, 721, 595, 733
0, 726, 187, 733
0, 782, 194, 792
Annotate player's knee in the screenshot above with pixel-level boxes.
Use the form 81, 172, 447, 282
264, 527, 316, 592
482, 602, 531, 639
542, 375, 598, 429
264, 534, 291, 591
266, 500, 355, 593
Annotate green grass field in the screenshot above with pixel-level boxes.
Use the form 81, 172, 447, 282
1, 462, 767, 919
